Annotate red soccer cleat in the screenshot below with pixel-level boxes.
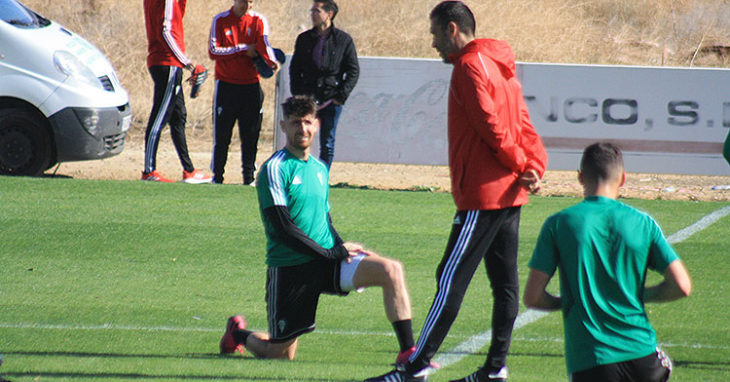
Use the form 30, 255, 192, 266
219, 315, 247, 355
396, 346, 440, 372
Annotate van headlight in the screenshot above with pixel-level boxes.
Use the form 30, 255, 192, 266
53, 50, 103, 90
73, 108, 101, 137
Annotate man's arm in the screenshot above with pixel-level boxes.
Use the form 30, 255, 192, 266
457, 62, 527, 174
289, 34, 307, 95
644, 260, 692, 303
523, 268, 561, 311
208, 14, 247, 60
517, 95, 548, 176
262, 206, 349, 261
162, 0, 192, 68
516, 94, 548, 193
334, 35, 359, 104
253, 15, 278, 68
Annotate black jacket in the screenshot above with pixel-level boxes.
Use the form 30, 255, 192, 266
289, 24, 359, 105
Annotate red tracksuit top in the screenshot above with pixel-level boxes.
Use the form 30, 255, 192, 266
446, 39, 548, 211
208, 9, 276, 85
144, 0, 191, 68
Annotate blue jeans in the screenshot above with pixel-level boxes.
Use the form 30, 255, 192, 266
316, 103, 343, 169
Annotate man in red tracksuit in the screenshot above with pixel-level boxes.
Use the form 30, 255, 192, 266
366, 2, 547, 382
142, 0, 211, 183
208, 0, 278, 185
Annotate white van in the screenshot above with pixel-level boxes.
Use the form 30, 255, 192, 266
0, 0, 131, 176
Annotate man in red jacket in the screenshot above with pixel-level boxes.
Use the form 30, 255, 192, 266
142, 0, 211, 183
366, 2, 547, 382
208, 0, 278, 185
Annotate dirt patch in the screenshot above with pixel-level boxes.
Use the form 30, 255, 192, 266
47, 136, 730, 202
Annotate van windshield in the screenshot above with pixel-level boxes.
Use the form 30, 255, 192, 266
0, 0, 50, 28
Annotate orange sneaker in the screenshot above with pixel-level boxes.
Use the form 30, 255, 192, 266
141, 170, 174, 183
182, 169, 212, 184
220, 315, 247, 355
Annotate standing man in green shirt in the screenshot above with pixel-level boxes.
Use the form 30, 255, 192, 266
523, 142, 692, 382
218, 95, 417, 363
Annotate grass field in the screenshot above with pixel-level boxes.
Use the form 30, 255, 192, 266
1, 176, 728, 381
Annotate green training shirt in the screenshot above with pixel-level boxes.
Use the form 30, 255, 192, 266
257, 149, 335, 267
529, 196, 679, 374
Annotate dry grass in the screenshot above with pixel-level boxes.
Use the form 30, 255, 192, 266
21, 0, 730, 142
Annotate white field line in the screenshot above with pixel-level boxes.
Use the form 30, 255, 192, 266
2, 323, 726, 352
666, 205, 730, 244
433, 310, 548, 368
432, 205, 730, 370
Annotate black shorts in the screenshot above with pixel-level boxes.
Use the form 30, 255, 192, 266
570, 348, 672, 382
266, 259, 348, 343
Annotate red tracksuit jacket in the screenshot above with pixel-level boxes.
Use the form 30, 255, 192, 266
208, 9, 276, 85
144, 0, 191, 68
446, 39, 548, 211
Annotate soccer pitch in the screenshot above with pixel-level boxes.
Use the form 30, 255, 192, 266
0, 176, 728, 381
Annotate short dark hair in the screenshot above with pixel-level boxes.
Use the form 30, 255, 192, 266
315, 0, 338, 21
580, 142, 624, 184
282, 95, 317, 120
430, 1, 476, 36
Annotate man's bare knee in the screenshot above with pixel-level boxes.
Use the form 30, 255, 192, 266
382, 258, 405, 285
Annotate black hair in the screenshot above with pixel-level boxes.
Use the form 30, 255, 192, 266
580, 142, 624, 184
282, 95, 317, 119
430, 1, 476, 36
315, 0, 338, 21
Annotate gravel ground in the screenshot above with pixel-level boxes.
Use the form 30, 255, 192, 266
46, 137, 730, 202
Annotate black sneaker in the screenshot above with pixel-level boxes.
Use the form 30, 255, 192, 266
243, 171, 255, 186
364, 368, 427, 382
449, 366, 508, 382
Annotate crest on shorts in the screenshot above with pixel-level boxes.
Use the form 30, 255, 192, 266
278, 319, 286, 333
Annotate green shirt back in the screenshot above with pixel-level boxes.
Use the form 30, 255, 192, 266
257, 149, 334, 267
529, 196, 679, 373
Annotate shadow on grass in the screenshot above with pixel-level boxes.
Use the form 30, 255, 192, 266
673, 359, 730, 372
1, 351, 360, 381
4, 350, 223, 360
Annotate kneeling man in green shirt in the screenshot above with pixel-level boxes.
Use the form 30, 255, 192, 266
219, 95, 417, 367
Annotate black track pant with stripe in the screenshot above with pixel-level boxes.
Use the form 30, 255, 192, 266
408, 207, 521, 374
144, 65, 194, 174
211, 80, 263, 184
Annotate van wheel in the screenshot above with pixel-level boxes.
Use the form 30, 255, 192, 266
0, 108, 52, 176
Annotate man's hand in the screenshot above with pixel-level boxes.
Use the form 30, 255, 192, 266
246, 44, 258, 57
343, 241, 375, 262
519, 168, 541, 194
186, 64, 208, 98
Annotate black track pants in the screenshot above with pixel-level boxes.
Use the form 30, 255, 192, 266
211, 80, 263, 184
144, 65, 194, 174
409, 207, 521, 374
